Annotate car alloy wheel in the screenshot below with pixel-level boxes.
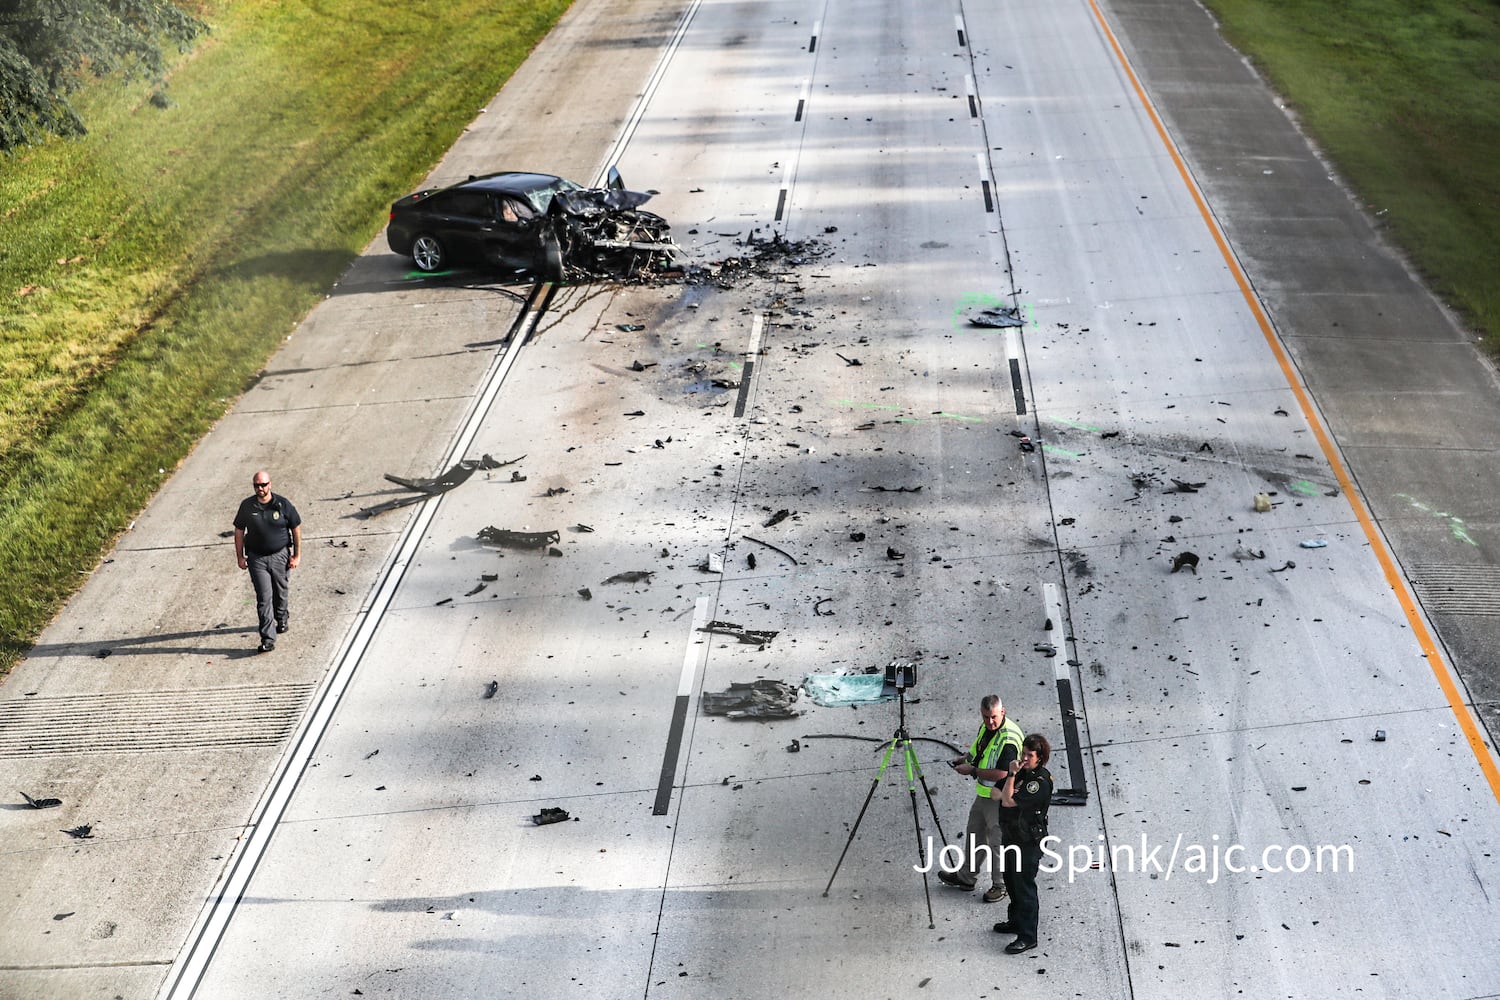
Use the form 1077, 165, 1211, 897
411, 234, 446, 272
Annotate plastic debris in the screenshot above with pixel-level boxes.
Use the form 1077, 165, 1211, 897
1171, 552, 1199, 574
699, 621, 778, 646
1253, 493, 1273, 512
701, 679, 801, 719
532, 807, 570, 826
1299, 538, 1328, 549
19, 792, 61, 809
602, 570, 653, 585
968, 306, 1024, 328
744, 535, 799, 565
358, 454, 514, 518
479, 527, 561, 550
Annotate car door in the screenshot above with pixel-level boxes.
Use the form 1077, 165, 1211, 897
424, 189, 494, 264
482, 195, 544, 271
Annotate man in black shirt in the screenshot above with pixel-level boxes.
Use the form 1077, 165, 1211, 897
233, 471, 302, 653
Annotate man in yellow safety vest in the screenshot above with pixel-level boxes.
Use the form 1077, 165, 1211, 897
938, 694, 1024, 903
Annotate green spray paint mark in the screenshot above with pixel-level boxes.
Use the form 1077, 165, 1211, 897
1395, 493, 1479, 546
933, 412, 986, 423
1287, 480, 1325, 497
1042, 444, 1083, 458
1049, 416, 1100, 433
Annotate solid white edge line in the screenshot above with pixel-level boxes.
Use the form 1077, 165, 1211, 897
594, 0, 703, 185
159, 313, 535, 999
747, 313, 766, 359
1043, 582, 1068, 680
681, 596, 712, 697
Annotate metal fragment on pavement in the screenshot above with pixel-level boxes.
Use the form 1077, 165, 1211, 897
602, 570, 653, 584
699, 621, 779, 646
479, 527, 562, 549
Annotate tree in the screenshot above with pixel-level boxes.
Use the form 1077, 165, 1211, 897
0, 0, 206, 152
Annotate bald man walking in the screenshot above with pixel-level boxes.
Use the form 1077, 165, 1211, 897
233, 470, 302, 653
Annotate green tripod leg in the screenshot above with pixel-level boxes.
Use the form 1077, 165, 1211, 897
822, 735, 903, 898
823, 727, 950, 929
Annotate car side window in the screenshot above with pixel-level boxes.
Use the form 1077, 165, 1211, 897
433, 190, 493, 219
498, 197, 536, 224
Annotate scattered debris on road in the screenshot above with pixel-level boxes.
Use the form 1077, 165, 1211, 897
699, 621, 779, 647
743, 535, 798, 565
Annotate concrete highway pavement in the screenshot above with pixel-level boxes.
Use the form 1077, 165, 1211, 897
3, 0, 1500, 996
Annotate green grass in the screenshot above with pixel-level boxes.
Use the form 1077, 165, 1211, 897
1199, 0, 1500, 343
0, 0, 570, 672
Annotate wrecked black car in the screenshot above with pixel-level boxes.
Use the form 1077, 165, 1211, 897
386, 167, 680, 281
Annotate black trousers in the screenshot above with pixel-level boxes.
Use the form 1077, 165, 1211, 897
1001, 836, 1043, 943
246, 548, 290, 643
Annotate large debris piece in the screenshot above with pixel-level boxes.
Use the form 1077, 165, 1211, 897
699, 621, 779, 647
478, 527, 561, 550
701, 680, 801, 719
357, 454, 516, 518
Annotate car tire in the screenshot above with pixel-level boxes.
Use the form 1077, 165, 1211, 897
411, 234, 446, 272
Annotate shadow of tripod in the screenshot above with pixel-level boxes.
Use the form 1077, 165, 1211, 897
822, 671, 949, 928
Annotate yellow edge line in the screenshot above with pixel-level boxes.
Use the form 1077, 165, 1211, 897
1085, 0, 1500, 802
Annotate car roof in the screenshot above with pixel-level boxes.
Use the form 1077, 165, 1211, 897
450, 172, 578, 196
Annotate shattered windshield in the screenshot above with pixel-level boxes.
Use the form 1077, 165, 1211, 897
522, 176, 582, 215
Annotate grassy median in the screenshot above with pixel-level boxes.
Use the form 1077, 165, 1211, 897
0, 0, 570, 672
1200, 0, 1500, 343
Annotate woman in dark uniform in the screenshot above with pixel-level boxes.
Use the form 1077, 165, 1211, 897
994, 733, 1053, 954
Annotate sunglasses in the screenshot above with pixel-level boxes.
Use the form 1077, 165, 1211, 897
253, 481, 271, 489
